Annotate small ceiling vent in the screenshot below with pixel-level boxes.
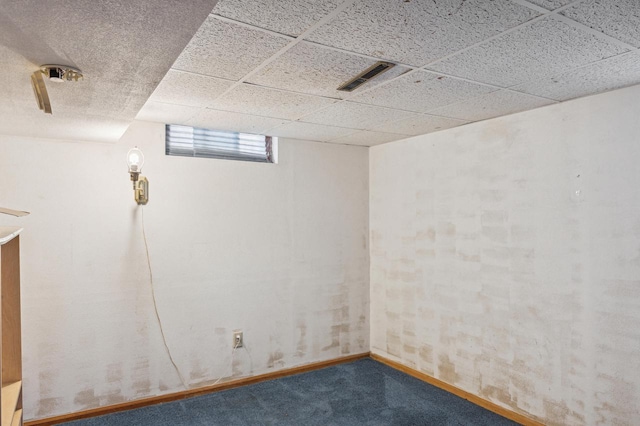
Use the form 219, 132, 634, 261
337, 61, 395, 92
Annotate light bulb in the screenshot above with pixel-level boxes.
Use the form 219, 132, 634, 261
127, 147, 144, 173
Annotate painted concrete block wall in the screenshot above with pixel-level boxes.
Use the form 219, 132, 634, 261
0, 120, 369, 420
369, 85, 640, 425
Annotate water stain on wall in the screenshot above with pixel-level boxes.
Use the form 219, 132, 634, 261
416, 228, 436, 242
419, 345, 434, 373
437, 354, 460, 385
189, 358, 207, 382
295, 320, 307, 358
73, 389, 97, 409
267, 350, 284, 369
321, 325, 341, 352
132, 359, 151, 395
37, 397, 63, 417
106, 363, 123, 384
386, 329, 402, 358
480, 384, 515, 408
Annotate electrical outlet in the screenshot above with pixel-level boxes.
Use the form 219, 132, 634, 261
233, 331, 243, 348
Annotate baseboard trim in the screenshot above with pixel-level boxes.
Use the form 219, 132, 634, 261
370, 353, 544, 426
25, 352, 370, 426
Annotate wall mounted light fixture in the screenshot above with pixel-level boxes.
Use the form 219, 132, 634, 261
127, 147, 149, 205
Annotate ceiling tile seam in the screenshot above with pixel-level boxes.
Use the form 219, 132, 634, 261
414, 15, 638, 100
546, 0, 587, 14
148, 101, 294, 124
298, 40, 418, 70
263, 118, 373, 135
293, 0, 357, 41
209, 13, 295, 40
253, 3, 555, 127
503, 49, 640, 99
311, 139, 373, 148
419, 114, 469, 124
421, 88, 558, 117
309, 1, 588, 104
365, 112, 470, 135
500, 87, 564, 102
418, 14, 551, 71
370, 115, 473, 137
168, 67, 238, 83
293, 117, 383, 134
419, 70, 511, 91
297, 15, 554, 112
510, 0, 585, 14
324, 129, 401, 143
509, 0, 552, 14
194, 106, 296, 122
549, 14, 639, 52
201, 13, 421, 69
240, 81, 342, 101
189, 0, 359, 117
280, 65, 496, 127
137, 103, 202, 122
341, 97, 484, 119
190, 14, 421, 74
282, 68, 425, 123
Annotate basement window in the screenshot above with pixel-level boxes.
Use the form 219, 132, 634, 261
165, 124, 277, 163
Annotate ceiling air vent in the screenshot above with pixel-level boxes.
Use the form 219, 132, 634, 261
337, 61, 395, 92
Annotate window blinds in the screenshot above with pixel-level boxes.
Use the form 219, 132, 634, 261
166, 124, 275, 163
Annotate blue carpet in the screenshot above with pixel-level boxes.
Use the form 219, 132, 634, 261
62, 359, 518, 425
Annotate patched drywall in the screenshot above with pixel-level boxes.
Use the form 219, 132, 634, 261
0, 121, 369, 420
369, 84, 640, 425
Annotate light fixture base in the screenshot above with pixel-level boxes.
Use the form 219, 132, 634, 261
134, 176, 149, 205
40, 64, 83, 82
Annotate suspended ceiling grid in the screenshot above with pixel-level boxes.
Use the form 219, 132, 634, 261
2, 0, 640, 145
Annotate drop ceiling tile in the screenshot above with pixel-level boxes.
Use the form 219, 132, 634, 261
213, 0, 340, 37
329, 130, 406, 147
350, 70, 496, 113
136, 102, 201, 124
429, 90, 555, 122
301, 102, 414, 129
247, 42, 411, 99
148, 70, 234, 107
372, 113, 468, 136
186, 109, 288, 134
306, 0, 539, 66
527, 0, 573, 10
268, 121, 356, 142
561, 0, 640, 48
172, 16, 290, 80
209, 84, 337, 120
427, 17, 628, 88
513, 52, 640, 101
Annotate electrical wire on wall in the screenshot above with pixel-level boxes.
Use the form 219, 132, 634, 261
141, 205, 188, 389
140, 206, 252, 390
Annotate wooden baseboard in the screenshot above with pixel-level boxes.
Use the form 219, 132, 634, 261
370, 353, 544, 426
26, 352, 544, 426
25, 352, 370, 426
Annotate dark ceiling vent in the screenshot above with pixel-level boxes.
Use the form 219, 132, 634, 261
337, 61, 395, 92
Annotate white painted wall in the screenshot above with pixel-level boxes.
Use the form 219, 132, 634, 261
0, 120, 369, 420
370, 85, 640, 425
